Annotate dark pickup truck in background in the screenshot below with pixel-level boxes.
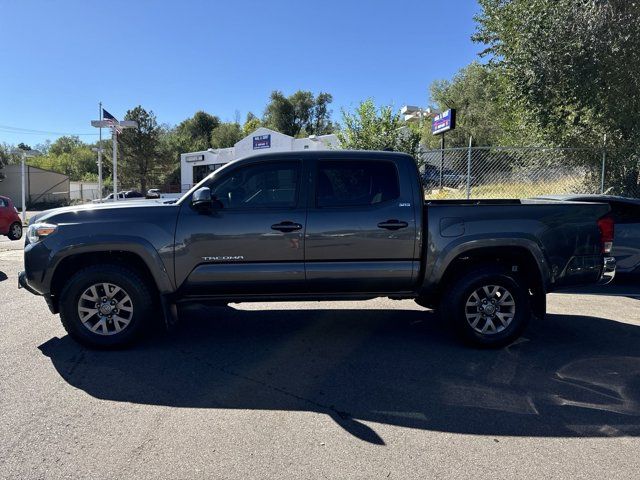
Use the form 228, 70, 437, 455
19, 151, 615, 349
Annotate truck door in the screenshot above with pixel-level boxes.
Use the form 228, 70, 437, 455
174, 159, 307, 296
305, 158, 418, 293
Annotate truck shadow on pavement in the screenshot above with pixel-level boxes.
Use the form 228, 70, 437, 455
39, 305, 640, 444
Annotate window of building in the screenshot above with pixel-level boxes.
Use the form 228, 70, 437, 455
316, 160, 400, 208
211, 161, 300, 209
193, 163, 227, 183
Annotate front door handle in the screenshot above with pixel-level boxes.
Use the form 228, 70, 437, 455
377, 219, 408, 231
271, 221, 303, 233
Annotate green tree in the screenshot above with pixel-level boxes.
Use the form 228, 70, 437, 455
175, 111, 220, 151
242, 112, 261, 136
263, 90, 334, 137
0, 143, 11, 180
210, 122, 243, 149
118, 106, 168, 192
424, 62, 523, 148
18, 136, 99, 181
474, 0, 640, 192
48, 136, 84, 156
338, 99, 421, 157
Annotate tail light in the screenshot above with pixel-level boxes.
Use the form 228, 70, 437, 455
597, 215, 614, 254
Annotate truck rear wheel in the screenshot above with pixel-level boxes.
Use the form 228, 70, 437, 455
59, 264, 154, 349
442, 266, 531, 348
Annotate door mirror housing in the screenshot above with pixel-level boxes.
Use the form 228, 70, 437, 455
191, 187, 212, 211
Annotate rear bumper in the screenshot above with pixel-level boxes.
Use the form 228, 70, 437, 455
598, 256, 616, 285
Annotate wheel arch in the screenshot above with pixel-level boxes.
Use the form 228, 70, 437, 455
48, 246, 170, 313
420, 244, 548, 318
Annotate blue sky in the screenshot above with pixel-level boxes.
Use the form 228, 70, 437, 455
0, 0, 482, 146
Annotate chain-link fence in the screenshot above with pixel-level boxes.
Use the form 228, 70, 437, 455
419, 146, 640, 199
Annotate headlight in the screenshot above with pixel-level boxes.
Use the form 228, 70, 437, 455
27, 223, 57, 244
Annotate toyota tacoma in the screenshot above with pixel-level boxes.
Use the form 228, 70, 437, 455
19, 151, 616, 348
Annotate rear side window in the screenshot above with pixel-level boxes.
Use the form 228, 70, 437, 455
316, 160, 400, 207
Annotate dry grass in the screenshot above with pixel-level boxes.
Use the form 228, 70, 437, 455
424, 177, 586, 200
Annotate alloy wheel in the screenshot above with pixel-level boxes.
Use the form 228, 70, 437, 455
77, 282, 134, 335
464, 284, 516, 335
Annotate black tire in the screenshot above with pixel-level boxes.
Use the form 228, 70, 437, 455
7, 222, 22, 240
59, 264, 155, 349
442, 265, 532, 348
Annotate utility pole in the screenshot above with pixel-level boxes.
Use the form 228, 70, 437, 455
92, 102, 104, 201
98, 101, 103, 199
21, 154, 26, 221
601, 133, 607, 194
10, 149, 40, 222
112, 129, 118, 200
466, 135, 472, 200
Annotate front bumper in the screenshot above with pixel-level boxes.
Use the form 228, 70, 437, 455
598, 256, 616, 285
19, 270, 58, 313
18, 270, 41, 296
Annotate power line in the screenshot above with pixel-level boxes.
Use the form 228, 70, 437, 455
0, 124, 99, 136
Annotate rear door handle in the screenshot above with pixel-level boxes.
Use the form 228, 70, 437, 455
377, 219, 408, 231
271, 221, 303, 233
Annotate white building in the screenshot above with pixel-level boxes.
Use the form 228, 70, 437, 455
180, 127, 339, 191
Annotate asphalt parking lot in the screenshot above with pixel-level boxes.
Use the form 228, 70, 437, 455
2, 236, 640, 479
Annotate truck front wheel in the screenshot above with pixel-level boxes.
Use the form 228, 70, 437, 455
59, 264, 154, 349
442, 266, 532, 348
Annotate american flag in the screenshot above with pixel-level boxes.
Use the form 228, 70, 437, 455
102, 109, 123, 133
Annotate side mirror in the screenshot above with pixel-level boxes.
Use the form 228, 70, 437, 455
191, 187, 212, 211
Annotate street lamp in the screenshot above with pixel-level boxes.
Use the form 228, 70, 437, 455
91, 118, 137, 201
9, 149, 41, 223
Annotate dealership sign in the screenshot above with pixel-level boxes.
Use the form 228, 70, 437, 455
431, 109, 456, 135
253, 134, 271, 149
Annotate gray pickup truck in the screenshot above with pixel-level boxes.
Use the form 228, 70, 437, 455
19, 151, 615, 349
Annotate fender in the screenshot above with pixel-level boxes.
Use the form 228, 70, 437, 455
420, 234, 551, 296
45, 235, 175, 294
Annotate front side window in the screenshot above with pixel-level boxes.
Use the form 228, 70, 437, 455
0, 198, 6, 208
316, 160, 400, 208
211, 161, 300, 209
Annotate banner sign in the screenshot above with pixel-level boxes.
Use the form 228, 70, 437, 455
431, 109, 456, 135
253, 134, 271, 149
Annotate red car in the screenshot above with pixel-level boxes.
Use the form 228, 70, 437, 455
0, 195, 23, 240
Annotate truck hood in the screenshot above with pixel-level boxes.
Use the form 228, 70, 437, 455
30, 200, 177, 225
